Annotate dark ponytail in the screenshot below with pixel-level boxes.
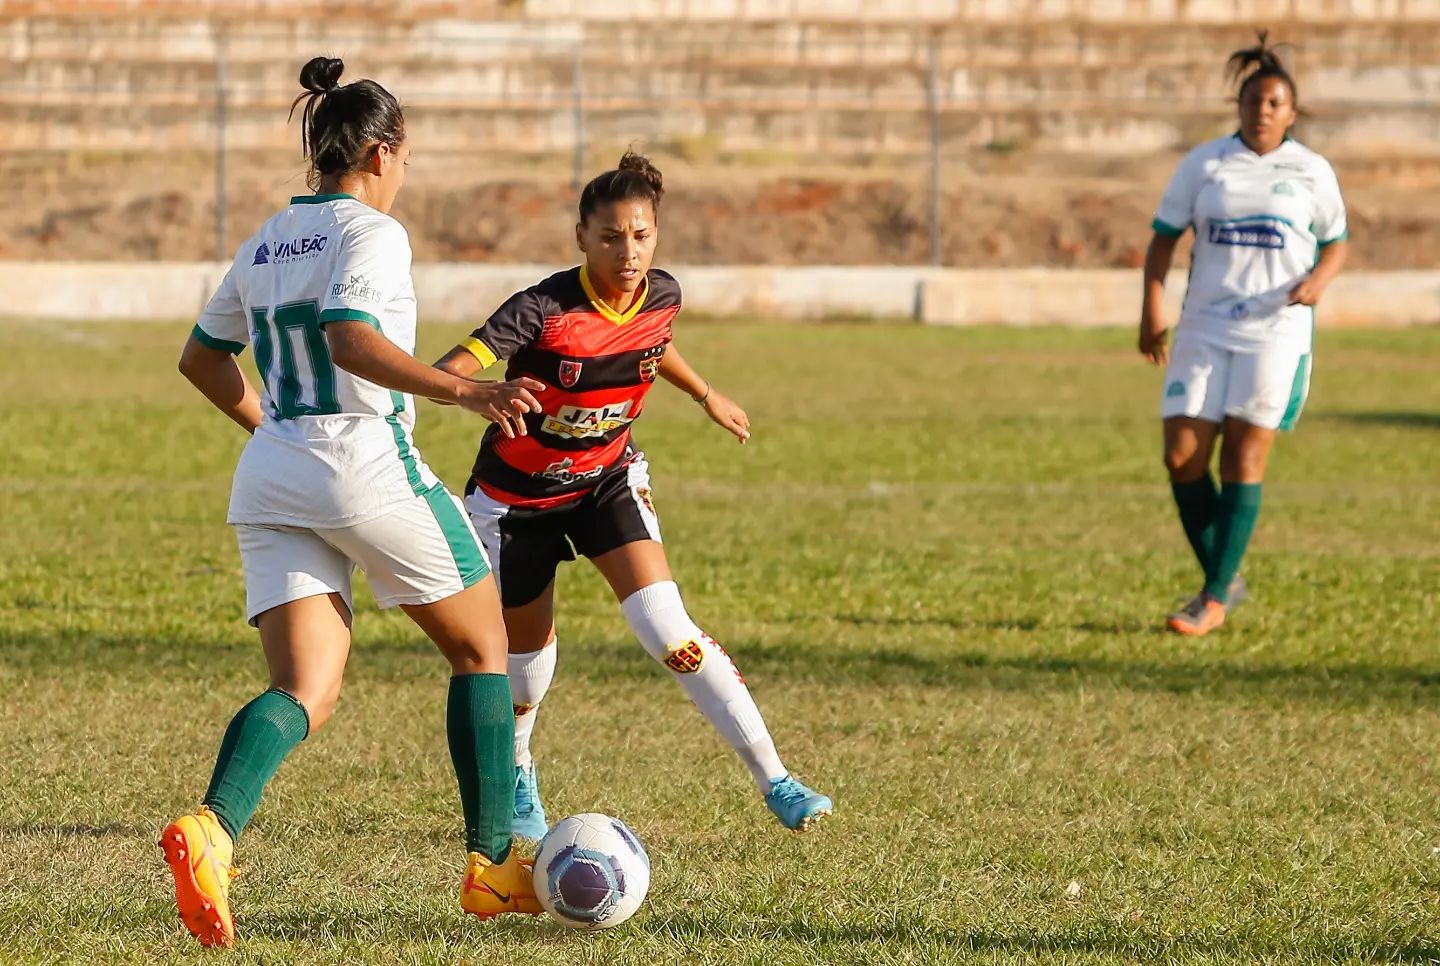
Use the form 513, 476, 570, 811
1226, 30, 1299, 106
289, 56, 405, 191
578, 151, 665, 224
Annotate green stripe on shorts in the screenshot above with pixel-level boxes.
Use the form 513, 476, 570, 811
385, 411, 425, 496
1278, 353, 1311, 431
422, 484, 489, 587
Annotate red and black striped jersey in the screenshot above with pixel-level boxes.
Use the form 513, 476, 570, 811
460, 265, 680, 508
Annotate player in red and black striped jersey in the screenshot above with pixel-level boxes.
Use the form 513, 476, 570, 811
456, 262, 683, 510
436, 153, 831, 835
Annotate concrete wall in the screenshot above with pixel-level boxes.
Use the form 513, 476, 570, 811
6, 11, 1440, 157
2, 262, 1435, 327
15, 0, 1440, 22
523, 0, 1440, 19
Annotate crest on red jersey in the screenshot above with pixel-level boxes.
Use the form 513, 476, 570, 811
557, 360, 583, 388
638, 356, 661, 382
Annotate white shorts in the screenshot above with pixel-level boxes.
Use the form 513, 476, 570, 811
1160, 333, 1311, 431
235, 483, 490, 625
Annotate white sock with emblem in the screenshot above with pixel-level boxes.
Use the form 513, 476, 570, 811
509, 639, 557, 768
620, 581, 786, 792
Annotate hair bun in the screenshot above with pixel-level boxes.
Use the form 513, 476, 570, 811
1225, 30, 1293, 91
617, 150, 664, 199
300, 56, 344, 95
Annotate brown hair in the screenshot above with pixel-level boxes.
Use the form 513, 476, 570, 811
1227, 30, 1300, 107
289, 57, 405, 191
578, 151, 665, 224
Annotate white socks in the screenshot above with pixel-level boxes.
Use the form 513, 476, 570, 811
508, 640, 557, 768
505, 583, 789, 793
620, 581, 787, 792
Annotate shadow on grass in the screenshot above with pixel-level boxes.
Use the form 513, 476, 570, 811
123, 901, 1440, 961
580, 638, 1440, 708
5, 628, 1438, 708
645, 912, 1440, 961
808, 613, 1163, 636
1321, 410, 1440, 430
236, 905, 553, 946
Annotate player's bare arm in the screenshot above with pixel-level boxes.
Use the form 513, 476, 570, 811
659, 342, 750, 443
178, 335, 265, 433
429, 341, 547, 438
1289, 238, 1349, 306
1139, 231, 1181, 365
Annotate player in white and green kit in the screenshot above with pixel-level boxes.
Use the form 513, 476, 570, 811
1138, 34, 1348, 636
159, 57, 548, 947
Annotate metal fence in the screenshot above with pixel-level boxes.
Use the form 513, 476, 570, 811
5, 15, 1440, 262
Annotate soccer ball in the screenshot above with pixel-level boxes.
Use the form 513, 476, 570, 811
532, 813, 650, 929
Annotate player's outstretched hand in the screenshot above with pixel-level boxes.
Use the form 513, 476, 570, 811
1138, 317, 1170, 366
457, 377, 546, 438
703, 390, 751, 444
1288, 275, 1325, 306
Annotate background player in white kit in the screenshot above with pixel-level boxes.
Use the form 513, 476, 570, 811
158, 58, 547, 947
1139, 33, 1348, 637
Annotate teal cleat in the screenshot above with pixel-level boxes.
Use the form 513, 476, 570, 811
764, 776, 833, 832
512, 763, 549, 841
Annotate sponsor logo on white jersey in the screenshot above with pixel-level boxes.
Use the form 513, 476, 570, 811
255, 234, 329, 265
541, 401, 633, 440
331, 273, 383, 305
1208, 220, 1285, 250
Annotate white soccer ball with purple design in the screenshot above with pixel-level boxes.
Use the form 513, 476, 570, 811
532, 813, 650, 929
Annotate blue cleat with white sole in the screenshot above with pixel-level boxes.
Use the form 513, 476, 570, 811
764, 776, 832, 832
512, 763, 549, 841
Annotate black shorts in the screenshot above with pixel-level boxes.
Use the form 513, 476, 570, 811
463, 456, 662, 608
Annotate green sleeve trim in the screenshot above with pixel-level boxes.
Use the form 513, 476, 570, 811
318, 308, 382, 329
1151, 217, 1188, 238
190, 323, 245, 354
1317, 230, 1348, 248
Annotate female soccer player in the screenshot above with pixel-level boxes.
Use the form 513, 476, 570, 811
161, 57, 548, 946
1139, 34, 1348, 636
435, 153, 832, 837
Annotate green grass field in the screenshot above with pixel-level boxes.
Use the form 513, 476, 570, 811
1, 320, 1438, 965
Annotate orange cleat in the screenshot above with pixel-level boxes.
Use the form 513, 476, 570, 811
158, 806, 238, 947
459, 848, 544, 920
1167, 593, 1227, 637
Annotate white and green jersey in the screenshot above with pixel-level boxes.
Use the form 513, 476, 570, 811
193, 193, 441, 528
1153, 135, 1347, 352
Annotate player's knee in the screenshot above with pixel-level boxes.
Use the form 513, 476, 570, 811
620, 580, 705, 666
275, 681, 340, 733
1162, 445, 1206, 481
440, 633, 507, 676
304, 697, 338, 732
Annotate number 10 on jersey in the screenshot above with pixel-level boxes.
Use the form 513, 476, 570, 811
250, 300, 341, 419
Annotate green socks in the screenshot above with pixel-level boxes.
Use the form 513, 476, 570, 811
446, 673, 515, 863
199, 677, 513, 861
1171, 474, 1220, 571
203, 688, 310, 841
1204, 482, 1263, 603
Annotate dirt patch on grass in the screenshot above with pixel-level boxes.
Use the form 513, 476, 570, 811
4, 151, 1435, 268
